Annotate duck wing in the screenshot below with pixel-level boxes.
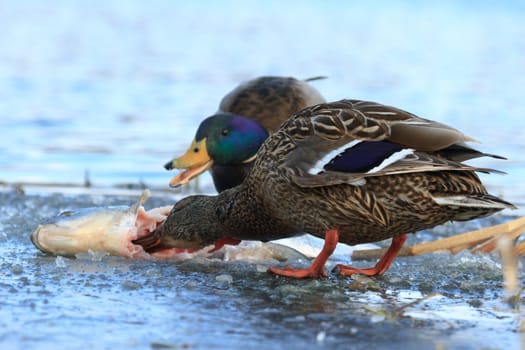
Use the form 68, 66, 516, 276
264, 99, 504, 188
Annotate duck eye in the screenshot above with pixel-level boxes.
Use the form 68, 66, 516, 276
193, 147, 199, 153
221, 129, 229, 136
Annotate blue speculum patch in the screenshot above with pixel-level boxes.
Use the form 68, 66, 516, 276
324, 141, 404, 173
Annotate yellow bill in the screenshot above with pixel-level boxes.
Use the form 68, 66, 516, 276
165, 139, 214, 187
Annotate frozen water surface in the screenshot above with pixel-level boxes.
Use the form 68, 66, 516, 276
1, 190, 523, 349
1, 0, 524, 349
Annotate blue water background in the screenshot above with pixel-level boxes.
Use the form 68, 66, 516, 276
0, 0, 524, 207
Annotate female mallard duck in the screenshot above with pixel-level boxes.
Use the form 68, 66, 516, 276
136, 99, 515, 278
164, 76, 326, 192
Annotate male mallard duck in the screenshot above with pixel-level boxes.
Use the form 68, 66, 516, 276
136, 99, 515, 278
164, 76, 326, 192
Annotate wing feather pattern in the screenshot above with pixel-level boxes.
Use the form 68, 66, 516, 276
267, 100, 504, 188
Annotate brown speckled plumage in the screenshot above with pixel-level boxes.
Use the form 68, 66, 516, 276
219, 76, 326, 131
138, 100, 515, 274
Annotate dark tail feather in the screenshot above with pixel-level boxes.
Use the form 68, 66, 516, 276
303, 76, 328, 82
439, 143, 507, 162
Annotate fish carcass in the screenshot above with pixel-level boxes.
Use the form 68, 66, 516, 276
30, 190, 310, 262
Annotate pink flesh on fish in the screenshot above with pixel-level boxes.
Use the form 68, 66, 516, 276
30, 190, 308, 262
30, 190, 212, 259
129, 205, 186, 259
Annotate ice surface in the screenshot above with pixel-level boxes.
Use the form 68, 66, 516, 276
1, 190, 523, 350
0, 1, 524, 349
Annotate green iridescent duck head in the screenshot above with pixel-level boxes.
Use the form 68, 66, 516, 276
165, 113, 269, 187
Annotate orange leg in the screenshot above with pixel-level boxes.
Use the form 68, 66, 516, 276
337, 234, 407, 276
268, 229, 339, 279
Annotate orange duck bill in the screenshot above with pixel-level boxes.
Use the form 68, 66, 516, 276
164, 139, 213, 188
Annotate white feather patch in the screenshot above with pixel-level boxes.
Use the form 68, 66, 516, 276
307, 140, 362, 175
366, 149, 414, 174
433, 196, 511, 209
348, 178, 367, 186
401, 120, 432, 125
365, 111, 398, 116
